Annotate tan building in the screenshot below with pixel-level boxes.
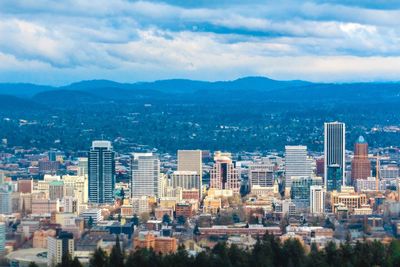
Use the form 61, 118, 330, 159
331, 187, 368, 213
31, 199, 60, 215
177, 150, 202, 179
203, 197, 221, 214
210, 152, 240, 193
33, 229, 56, 248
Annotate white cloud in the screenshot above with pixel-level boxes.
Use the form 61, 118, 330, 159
0, 0, 400, 84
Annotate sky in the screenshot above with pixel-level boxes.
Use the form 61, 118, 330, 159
1, 0, 400, 85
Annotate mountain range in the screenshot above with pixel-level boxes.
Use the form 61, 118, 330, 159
0, 77, 399, 108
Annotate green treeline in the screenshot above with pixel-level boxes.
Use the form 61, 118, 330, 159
30, 234, 400, 267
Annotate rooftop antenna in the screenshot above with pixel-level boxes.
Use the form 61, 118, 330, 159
101, 134, 105, 140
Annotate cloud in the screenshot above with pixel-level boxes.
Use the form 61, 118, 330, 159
0, 0, 399, 84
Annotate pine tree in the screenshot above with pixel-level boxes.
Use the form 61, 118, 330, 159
108, 235, 124, 267
89, 247, 107, 267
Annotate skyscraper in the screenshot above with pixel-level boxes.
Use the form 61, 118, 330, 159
310, 185, 326, 214
88, 141, 115, 204
48, 231, 74, 266
210, 151, 240, 193
324, 122, 346, 189
177, 150, 202, 181
131, 153, 161, 197
285, 146, 312, 188
351, 136, 371, 183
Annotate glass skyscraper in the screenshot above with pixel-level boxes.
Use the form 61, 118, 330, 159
88, 140, 115, 204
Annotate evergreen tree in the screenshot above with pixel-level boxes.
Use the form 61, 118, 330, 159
108, 235, 124, 267
89, 247, 107, 267
28, 263, 39, 267
162, 214, 171, 224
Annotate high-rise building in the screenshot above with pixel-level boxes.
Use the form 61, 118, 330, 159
88, 141, 115, 204
0, 222, 5, 255
209, 152, 240, 193
18, 179, 33, 193
170, 171, 201, 191
78, 157, 88, 176
0, 188, 12, 214
326, 164, 342, 192
249, 163, 274, 188
131, 153, 161, 197
49, 180, 64, 200
310, 185, 325, 214
324, 122, 346, 188
285, 146, 312, 188
290, 176, 323, 210
351, 136, 371, 183
47, 231, 74, 266
177, 150, 202, 180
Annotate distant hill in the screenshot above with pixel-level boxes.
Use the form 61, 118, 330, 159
0, 77, 399, 104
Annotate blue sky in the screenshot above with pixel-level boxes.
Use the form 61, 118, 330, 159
0, 0, 400, 85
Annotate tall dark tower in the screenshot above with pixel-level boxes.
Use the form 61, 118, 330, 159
351, 136, 371, 184
88, 140, 115, 204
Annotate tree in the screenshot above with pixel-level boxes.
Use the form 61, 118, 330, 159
88, 216, 94, 229
162, 214, 171, 224
28, 263, 39, 267
89, 247, 107, 267
131, 214, 139, 226
71, 257, 83, 267
177, 215, 186, 225
108, 235, 124, 267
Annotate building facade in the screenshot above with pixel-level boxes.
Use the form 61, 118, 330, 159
209, 152, 240, 193
351, 136, 371, 183
285, 146, 312, 188
324, 122, 346, 189
131, 153, 161, 197
88, 141, 115, 204
310, 185, 325, 214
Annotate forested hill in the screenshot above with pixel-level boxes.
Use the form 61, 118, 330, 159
0, 77, 398, 152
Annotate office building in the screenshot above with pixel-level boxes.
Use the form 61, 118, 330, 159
49, 180, 64, 200
331, 186, 367, 213
285, 146, 312, 188
326, 164, 342, 192
291, 176, 323, 210
351, 136, 371, 183
48, 231, 74, 266
88, 141, 115, 204
170, 171, 201, 191
78, 157, 88, 176
249, 163, 274, 188
0, 189, 12, 214
18, 179, 33, 193
210, 151, 240, 193
310, 185, 325, 214
131, 153, 161, 197
177, 150, 202, 180
324, 122, 346, 188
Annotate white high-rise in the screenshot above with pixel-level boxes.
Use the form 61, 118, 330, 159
131, 153, 161, 197
324, 122, 346, 188
310, 185, 326, 214
285, 146, 312, 188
